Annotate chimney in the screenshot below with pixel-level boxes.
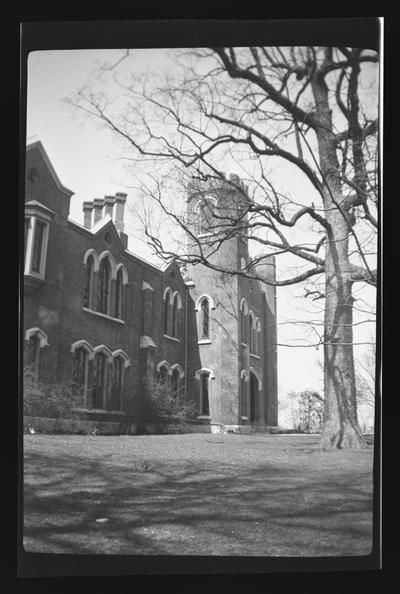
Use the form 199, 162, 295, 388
93, 198, 104, 225
83, 201, 93, 229
114, 192, 127, 233
104, 195, 115, 218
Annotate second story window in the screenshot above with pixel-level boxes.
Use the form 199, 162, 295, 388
83, 255, 95, 309
24, 202, 53, 280
115, 267, 123, 319
200, 297, 210, 340
98, 257, 111, 314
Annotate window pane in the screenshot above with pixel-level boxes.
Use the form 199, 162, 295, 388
164, 297, 169, 334
31, 220, 46, 273
24, 218, 31, 263
111, 356, 123, 409
115, 269, 123, 318
98, 259, 110, 314
201, 373, 209, 415
72, 347, 88, 397
27, 334, 40, 365
201, 299, 209, 339
93, 353, 106, 408
83, 256, 94, 308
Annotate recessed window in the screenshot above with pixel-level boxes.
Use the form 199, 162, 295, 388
24, 215, 50, 279
199, 372, 210, 415
111, 355, 124, 410
93, 351, 107, 409
97, 258, 111, 314
72, 346, 90, 405
200, 297, 210, 339
115, 267, 123, 319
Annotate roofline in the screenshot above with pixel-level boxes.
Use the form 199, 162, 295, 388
26, 138, 74, 197
67, 217, 164, 275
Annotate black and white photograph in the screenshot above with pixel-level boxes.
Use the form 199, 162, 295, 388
19, 18, 381, 576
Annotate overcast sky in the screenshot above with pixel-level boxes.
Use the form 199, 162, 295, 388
25, 49, 377, 425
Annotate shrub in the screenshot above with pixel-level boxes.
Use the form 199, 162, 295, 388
148, 377, 196, 427
23, 365, 83, 420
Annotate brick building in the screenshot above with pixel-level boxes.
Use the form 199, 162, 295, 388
23, 139, 278, 429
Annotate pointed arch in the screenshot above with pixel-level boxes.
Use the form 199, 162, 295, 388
82, 248, 99, 271
116, 263, 129, 285
70, 339, 94, 358
112, 349, 131, 367
93, 344, 113, 362
249, 366, 263, 390
171, 363, 185, 378
25, 327, 49, 347
156, 360, 172, 375
98, 250, 117, 279
195, 293, 216, 311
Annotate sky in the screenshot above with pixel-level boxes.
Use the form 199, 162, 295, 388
25, 49, 377, 427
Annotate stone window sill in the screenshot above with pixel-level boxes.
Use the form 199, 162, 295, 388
163, 334, 180, 343
197, 415, 211, 421
241, 416, 248, 421
250, 353, 260, 359
83, 307, 125, 324
198, 339, 211, 345
73, 408, 127, 416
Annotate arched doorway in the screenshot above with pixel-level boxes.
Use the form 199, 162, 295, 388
249, 371, 259, 424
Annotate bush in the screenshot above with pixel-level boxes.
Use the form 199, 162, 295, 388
23, 365, 83, 420
148, 377, 196, 426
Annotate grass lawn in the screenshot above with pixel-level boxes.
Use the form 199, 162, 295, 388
23, 433, 374, 556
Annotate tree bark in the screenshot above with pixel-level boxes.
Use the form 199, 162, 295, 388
311, 71, 367, 449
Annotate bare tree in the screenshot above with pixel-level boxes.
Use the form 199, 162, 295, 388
66, 45, 378, 448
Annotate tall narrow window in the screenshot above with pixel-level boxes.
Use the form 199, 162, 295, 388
200, 372, 210, 415
164, 292, 171, 335
200, 297, 210, 339
241, 376, 247, 417
24, 218, 31, 263
27, 334, 41, 368
249, 315, 254, 353
31, 219, 46, 274
172, 294, 179, 338
171, 368, 181, 399
83, 255, 94, 309
93, 352, 107, 409
158, 365, 170, 395
98, 258, 111, 314
111, 356, 124, 410
72, 347, 89, 404
115, 267, 123, 319
241, 302, 247, 344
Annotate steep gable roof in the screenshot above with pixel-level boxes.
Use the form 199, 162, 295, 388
26, 137, 74, 197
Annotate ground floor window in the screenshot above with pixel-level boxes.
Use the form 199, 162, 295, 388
241, 376, 247, 417
111, 355, 124, 410
93, 352, 107, 409
199, 372, 210, 416
72, 346, 90, 405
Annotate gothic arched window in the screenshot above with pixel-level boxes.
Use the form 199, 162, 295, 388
111, 355, 124, 410
114, 267, 123, 319
172, 293, 180, 338
98, 257, 111, 314
72, 346, 90, 404
93, 351, 107, 409
83, 255, 95, 309
199, 371, 210, 416
200, 297, 210, 340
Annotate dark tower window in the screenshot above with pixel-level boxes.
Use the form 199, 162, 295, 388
164, 293, 171, 335
172, 293, 179, 338
200, 372, 210, 415
241, 302, 247, 344
249, 315, 253, 353
83, 255, 94, 309
98, 258, 111, 314
200, 297, 210, 339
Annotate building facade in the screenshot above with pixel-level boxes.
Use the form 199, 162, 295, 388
23, 139, 278, 428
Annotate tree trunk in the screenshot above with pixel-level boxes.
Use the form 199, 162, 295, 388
311, 72, 367, 449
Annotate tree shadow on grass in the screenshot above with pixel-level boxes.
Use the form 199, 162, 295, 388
23, 442, 374, 557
